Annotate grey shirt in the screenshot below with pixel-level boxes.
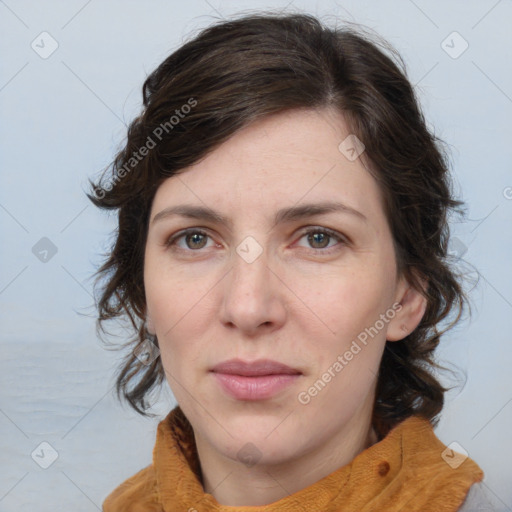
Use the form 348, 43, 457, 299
458, 482, 504, 511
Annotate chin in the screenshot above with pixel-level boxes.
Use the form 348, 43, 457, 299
226, 436, 299, 469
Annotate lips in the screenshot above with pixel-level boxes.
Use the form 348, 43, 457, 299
211, 358, 302, 376
210, 359, 302, 401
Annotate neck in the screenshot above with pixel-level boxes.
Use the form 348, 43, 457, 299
195, 400, 377, 507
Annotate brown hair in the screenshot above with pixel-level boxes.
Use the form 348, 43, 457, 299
88, 11, 466, 439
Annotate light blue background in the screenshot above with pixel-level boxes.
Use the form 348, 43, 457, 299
1, 0, 511, 510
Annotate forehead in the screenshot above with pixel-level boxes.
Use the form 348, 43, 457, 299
151, 108, 385, 225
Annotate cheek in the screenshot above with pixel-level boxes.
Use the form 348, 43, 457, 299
303, 264, 395, 339
145, 271, 213, 378
302, 277, 390, 401
293, 266, 395, 399
144, 247, 203, 330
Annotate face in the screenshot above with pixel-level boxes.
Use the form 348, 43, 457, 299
144, 107, 414, 468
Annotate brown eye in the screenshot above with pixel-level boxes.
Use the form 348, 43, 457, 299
184, 231, 208, 249
296, 227, 347, 254
307, 231, 331, 249
166, 229, 212, 251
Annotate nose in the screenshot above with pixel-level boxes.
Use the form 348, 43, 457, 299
219, 241, 287, 337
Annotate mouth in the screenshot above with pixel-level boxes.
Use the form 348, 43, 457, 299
210, 359, 302, 401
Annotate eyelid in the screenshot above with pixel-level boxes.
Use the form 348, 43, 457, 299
296, 226, 349, 244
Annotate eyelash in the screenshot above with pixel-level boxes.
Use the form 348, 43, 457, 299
165, 227, 348, 255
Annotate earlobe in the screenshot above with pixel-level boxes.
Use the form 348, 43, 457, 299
386, 276, 428, 342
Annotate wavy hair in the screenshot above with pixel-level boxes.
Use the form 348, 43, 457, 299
88, 11, 466, 439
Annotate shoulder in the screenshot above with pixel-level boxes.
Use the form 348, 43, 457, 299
458, 482, 499, 512
102, 464, 162, 512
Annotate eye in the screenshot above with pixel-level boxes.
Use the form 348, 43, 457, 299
164, 227, 347, 255
165, 229, 216, 251
295, 227, 347, 254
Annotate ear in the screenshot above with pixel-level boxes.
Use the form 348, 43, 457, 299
386, 272, 428, 342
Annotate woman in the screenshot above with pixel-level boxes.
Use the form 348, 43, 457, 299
90, 12, 492, 511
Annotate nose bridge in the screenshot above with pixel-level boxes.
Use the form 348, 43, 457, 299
220, 232, 283, 332
230, 233, 270, 303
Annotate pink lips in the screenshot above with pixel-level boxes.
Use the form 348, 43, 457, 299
210, 359, 302, 401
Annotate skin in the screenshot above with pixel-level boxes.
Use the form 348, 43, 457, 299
144, 107, 427, 507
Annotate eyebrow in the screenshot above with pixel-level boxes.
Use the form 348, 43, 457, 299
151, 201, 367, 229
